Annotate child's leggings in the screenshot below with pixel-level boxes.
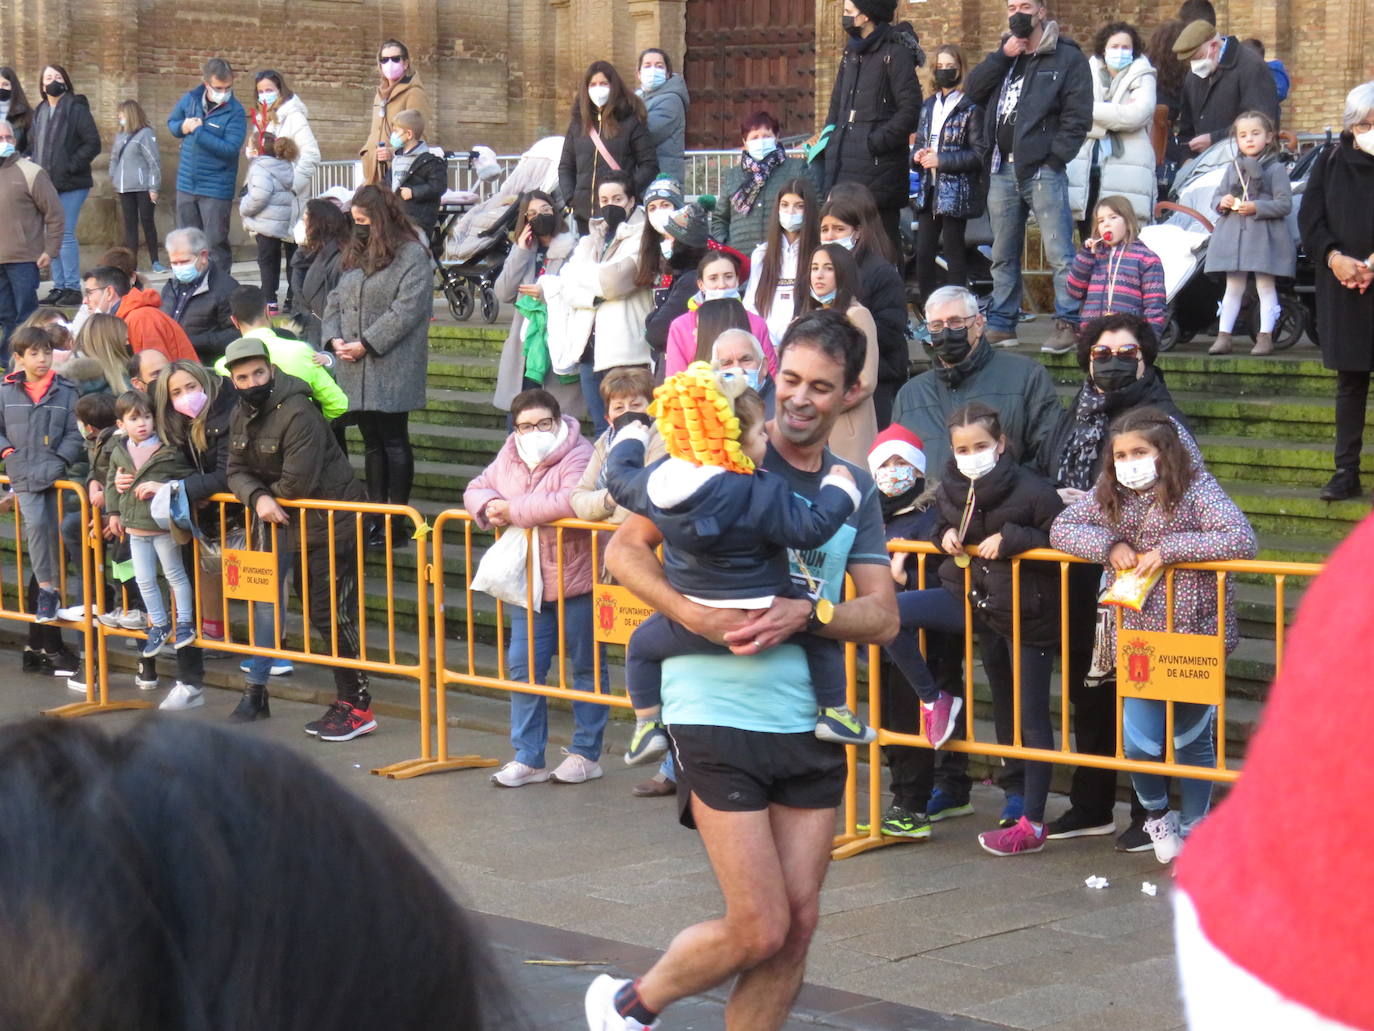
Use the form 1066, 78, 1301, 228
128, 532, 194, 629
1218, 272, 1279, 334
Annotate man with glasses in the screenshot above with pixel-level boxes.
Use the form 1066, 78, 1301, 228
168, 57, 246, 274
0, 119, 62, 358
81, 266, 197, 362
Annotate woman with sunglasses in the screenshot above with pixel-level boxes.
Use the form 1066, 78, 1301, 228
360, 39, 434, 186
1036, 312, 1204, 853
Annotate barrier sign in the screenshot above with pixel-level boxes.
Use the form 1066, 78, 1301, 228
1117, 630, 1225, 706
593, 584, 653, 645
223, 549, 279, 604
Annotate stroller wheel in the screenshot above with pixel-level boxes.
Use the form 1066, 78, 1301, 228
1159, 314, 1181, 353
480, 284, 499, 324
444, 277, 474, 321
1271, 296, 1305, 351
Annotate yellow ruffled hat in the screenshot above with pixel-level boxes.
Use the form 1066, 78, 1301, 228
649, 361, 754, 474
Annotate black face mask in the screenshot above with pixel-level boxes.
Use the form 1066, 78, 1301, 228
353, 223, 371, 245
599, 204, 628, 233
1091, 356, 1139, 393
841, 14, 863, 37
929, 326, 973, 365
1008, 12, 1035, 39
0, 89, 11, 102
934, 68, 960, 88
237, 380, 274, 409
612, 411, 653, 432
44, 80, 68, 98
529, 212, 557, 238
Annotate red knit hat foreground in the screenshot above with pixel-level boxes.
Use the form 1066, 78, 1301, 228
867, 424, 925, 477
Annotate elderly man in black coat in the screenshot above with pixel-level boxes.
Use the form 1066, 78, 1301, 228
161, 225, 240, 362
1172, 18, 1281, 154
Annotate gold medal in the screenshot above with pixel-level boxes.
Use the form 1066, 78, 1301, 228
954, 553, 971, 568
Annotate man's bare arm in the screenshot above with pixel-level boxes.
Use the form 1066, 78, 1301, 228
725, 560, 899, 650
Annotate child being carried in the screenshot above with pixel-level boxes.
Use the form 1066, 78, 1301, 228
606, 362, 876, 766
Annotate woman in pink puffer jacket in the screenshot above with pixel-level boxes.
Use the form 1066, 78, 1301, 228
463, 389, 607, 788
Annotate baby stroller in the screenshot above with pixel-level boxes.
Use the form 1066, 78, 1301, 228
437, 136, 564, 324
1146, 138, 1307, 351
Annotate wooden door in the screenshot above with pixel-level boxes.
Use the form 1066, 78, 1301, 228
682, 0, 817, 149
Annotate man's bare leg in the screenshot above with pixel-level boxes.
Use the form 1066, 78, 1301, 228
724, 804, 836, 1030
635, 795, 793, 1012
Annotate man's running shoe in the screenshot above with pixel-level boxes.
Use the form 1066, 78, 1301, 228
1115, 818, 1153, 853
315, 700, 378, 742
584, 974, 659, 1030
815, 705, 877, 745
927, 788, 975, 822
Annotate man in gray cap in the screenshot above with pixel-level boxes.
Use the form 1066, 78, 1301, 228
222, 337, 374, 741
1174, 18, 1280, 154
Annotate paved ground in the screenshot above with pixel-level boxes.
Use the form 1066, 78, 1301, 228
0, 659, 1187, 1031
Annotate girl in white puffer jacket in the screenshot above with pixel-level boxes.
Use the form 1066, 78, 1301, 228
240, 135, 301, 309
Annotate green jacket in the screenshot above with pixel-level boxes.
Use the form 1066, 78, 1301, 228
106, 436, 196, 532
214, 325, 349, 421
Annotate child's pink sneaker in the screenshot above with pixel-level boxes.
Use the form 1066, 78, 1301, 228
922, 691, 963, 749
978, 815, 1048, 857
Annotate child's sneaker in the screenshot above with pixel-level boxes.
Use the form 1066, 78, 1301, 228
927, 788, 975, 822
815, 705, 877, 745
142, 624, 170, 658
56, 603, 88, 622
118, 609, 148, 630
857, 805, 932, 840
34, 588, 59, 624
999, 794, 1025, 828
316, 700, 378, 742
97, 608, 124, 628
978, 815, 1048, 857
135, 670, 160, 691
624, 719, 669, 766
1144, 810, 1184, 864
172, 622, 196, 649
921, 691, 963, 750
46, 648, 80, 679
22, 648, 53, 674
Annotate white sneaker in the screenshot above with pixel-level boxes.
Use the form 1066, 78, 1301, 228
56, 604, 88, 622
490, 760, 550, 788
118, 610, 147, 630
158, 681, 205, 711
66, 677, 88, 693
1144, 810, 1183, 864
135, 672, 160, 691
585, 974, 658, 1030
549, 748, 604, 785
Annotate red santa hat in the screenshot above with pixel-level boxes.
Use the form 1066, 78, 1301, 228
867, 424, 925, 477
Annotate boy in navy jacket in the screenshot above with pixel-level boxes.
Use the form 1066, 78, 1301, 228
605, 362, 872, 765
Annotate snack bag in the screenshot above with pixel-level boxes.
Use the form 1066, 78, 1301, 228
1099, 566, 1165, 612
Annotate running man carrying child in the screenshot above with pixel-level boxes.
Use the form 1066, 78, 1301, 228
605, 361, 874, 766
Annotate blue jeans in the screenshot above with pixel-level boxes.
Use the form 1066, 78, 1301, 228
985, 165, 1078, 331
1124, 699, 1215, 835
578, 362, 607, 437
128, 532, 194, 629
0, 261, 40, 357
51, 188, 90, 291
507, 592, 608, 767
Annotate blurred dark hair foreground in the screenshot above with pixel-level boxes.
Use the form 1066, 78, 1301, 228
0, 717, 523, 1030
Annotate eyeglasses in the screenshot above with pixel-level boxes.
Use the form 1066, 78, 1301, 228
926, 316, 975, 333
1089, 342, 1141, 361
1354, 122, 1374, 135
379, 55, 405, 65
514, 417, 557, 435
81, 287, 106, 298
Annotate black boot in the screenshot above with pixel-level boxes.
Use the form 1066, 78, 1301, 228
228, 683, 271, 723
1320, 468, 1362, 501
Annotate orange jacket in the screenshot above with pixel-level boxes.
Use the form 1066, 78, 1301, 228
116, 288, 198, 363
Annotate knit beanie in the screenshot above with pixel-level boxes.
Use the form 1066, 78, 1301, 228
853, 0, 897, 22
868, 424, 926, 476
650, 362, 754, 474
643, 176, 685, 211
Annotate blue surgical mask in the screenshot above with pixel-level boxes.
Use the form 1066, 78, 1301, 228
171, 261, 200, 284
389, 131, 407, 150
702, 287, 740, 302
0, 142, 14, 160
258, 91, 278, 107
745, 136, 777, 162
639, 66, 667, 92
811, 288, 837, 305
744, 368, 763, 391
1104, 48, 1133, 71
659, 239, 674, 259
779, 209, 804, 233
832, 235, 856, 251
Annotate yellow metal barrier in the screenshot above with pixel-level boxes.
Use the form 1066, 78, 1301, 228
831, 540, 1323, 860
0, 478, 102, 716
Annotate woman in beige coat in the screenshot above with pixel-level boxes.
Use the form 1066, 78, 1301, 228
799, 243, 878, 467
360, 39, 435, 185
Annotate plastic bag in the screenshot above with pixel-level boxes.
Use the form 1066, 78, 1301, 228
1100, 567, 1165, 611
471, 527, 542, 612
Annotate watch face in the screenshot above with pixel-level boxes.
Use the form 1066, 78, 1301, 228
815, 597, 835, 624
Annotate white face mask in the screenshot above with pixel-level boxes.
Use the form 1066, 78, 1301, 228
1190, 57, 1218, 79
779, 209, 804, 233
516, 428, 560, 467
648, 208, 674, 233
1115, 455, 1159, 490
702, 287, 740, 302
745, 136, 777, 162
588, 85, 611, 108
955, 448, 998, 481
832, 234, 856, 251
1355, 129, 1374, 156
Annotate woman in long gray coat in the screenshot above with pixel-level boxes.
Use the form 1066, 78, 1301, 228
493, 190, 584, 420
322, 185, 432, 547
